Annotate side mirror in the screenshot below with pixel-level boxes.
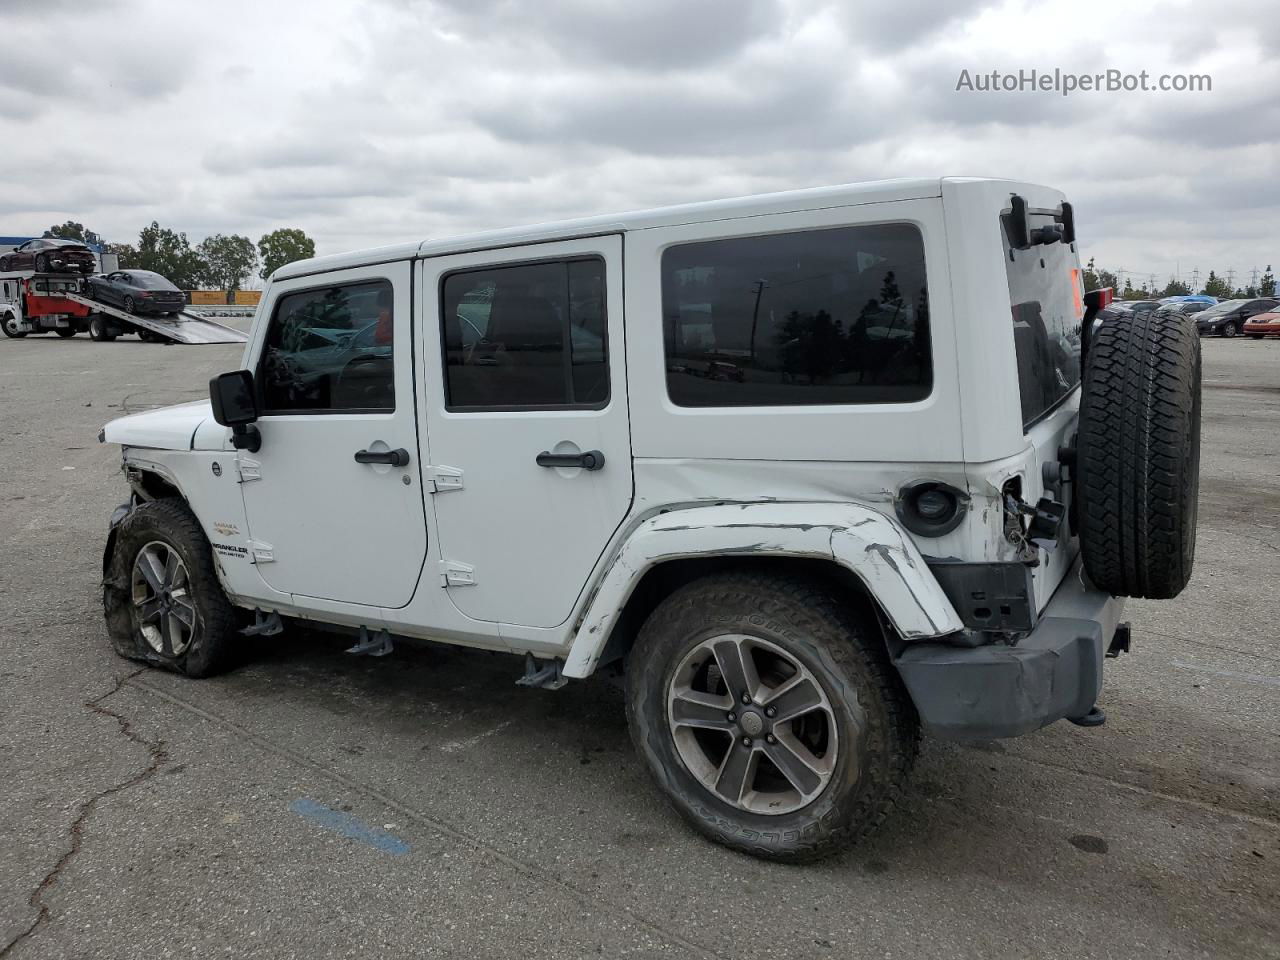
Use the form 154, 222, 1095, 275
209, 370, 261, 452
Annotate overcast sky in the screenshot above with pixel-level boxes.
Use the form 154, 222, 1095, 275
2, 0, 1276, 288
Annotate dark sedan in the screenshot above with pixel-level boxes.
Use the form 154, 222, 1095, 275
1155, 301, 1211, 319
0, 238, 97, 274
1194, 298, 1280, 337
84, 269, 186, 316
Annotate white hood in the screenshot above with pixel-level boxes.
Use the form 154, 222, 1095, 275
101, 400, 212, 451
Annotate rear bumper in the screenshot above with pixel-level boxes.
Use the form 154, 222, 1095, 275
893, 553, 1124, 740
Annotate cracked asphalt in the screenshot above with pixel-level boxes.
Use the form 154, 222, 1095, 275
1, 328, 1277, 959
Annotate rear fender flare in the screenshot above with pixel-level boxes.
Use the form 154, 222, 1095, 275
562, 502, 964, 678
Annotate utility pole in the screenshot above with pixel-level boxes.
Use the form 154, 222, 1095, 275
1148, 273, 1156, 294
1250, 266, 1260, 290
1226, 269, 1236, 294
1191, 267, 1200, 292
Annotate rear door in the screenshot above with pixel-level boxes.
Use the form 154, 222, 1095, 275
419, 236, 632, 628
239, 260, 428, 608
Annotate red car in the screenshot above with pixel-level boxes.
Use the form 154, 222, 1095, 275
1243, 311, 1280, 339
0, 238, 97, 274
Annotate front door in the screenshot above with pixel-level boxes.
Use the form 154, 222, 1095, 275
420, 235, 632, 628
240, 260, 428, 608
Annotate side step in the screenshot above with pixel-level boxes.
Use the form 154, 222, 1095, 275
346, 626, 394, 657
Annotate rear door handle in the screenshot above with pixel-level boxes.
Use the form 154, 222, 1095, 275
354, 447, 411, 467
536, 449, 605, 471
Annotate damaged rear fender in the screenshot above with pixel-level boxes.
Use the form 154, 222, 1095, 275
561, 501, 964, 678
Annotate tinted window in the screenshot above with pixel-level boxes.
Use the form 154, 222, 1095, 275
441, 258, 608, 409
661, 225, 931, 407
259, 280, 394, 413
130, 271, 177, 290
1004, 215, 1082, 428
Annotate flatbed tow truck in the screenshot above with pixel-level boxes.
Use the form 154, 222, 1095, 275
0, 270, 248, 345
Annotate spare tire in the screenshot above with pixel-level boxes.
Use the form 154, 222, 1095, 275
1076, 312, 1201, 598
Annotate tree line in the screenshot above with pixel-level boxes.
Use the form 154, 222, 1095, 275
1082, 257, 1277, 301
42, 221, 316, 291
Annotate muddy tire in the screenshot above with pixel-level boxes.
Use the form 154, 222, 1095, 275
626, 571, 918, 862
1076, 312, 1201, 599
103, 499, 239, 677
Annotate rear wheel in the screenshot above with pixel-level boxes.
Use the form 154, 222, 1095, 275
626, 572, 917, 862
1076, 312, 1201, 598
103, 499, 239, 677
1, 313, 26, 338
124, 295, 136, 314
35, 254, 49, 272
89, 316, 116, 342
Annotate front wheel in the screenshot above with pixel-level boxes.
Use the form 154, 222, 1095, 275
1248, 333, 1264, 340
1221, 321, 1237, 337
1, 313, 26, 338
626, 572, 918, 862
103, 499, 239, 677
55, 327, 76, 338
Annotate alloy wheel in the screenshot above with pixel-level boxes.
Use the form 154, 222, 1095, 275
130, 541, 197, 656
666, 634, 838, 815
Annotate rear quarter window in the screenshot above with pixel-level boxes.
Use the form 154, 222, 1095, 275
661, 223, 932, 407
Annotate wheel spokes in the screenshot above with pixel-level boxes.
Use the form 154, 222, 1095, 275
763, 732, 826, 798
670, 689, 735, 731
712, 638, 761, 702
761, 676, 824, 723
136, 548, 166, 594
714, 744, 758, 805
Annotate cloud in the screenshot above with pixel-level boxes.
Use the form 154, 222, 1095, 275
0, 0, 1274, 290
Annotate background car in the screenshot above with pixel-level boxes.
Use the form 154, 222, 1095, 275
0, 238, 96, 274
84, 269, 186, 316
1243, 311, 1280, 339
1194, 297, 1280, 337
1155, 301, 1211, 319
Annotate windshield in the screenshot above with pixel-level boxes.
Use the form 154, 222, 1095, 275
1003, 213, 1082, 429
1198, 299, 1245, 317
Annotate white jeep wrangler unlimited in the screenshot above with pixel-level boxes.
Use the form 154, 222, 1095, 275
99, 178, 1200, 861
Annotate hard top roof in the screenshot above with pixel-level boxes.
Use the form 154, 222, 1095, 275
272, 176, 990, 282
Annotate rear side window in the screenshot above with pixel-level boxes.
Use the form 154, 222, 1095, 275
441, 258, 608, 410
661, 224, 932, 407
259, 279, 395, 413
1003, 216, 1083, 428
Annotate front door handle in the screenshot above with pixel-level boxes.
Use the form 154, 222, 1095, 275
355, 447, 411, 467
536, 449, 605, 471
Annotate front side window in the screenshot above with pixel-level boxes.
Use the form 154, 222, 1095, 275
259, 279, 394, 413
661, 224, 932, 407
441, 258, 608, 409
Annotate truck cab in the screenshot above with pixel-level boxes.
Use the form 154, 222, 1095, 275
98, 177, 1201, 861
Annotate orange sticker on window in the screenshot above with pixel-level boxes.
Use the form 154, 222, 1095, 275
1070, 268, 1084, 316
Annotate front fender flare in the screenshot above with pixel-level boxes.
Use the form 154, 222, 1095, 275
562, 502, 964, 678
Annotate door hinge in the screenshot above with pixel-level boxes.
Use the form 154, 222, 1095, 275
247, 539, 275, 563
235, 457, 262, 483
424, 464, 463, 493
439, 559, 475, 587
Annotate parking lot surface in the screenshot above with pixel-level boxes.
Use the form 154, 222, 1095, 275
1, 330, 1277, 959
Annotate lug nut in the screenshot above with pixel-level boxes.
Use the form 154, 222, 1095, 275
765, 706, 777, 718
766, 734, 776, 744
726, 712, 737, 723
741, 693, 751, 705
741, 737, 753, 748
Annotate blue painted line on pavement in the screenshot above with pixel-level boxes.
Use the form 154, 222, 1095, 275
290, 797, 410, 856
